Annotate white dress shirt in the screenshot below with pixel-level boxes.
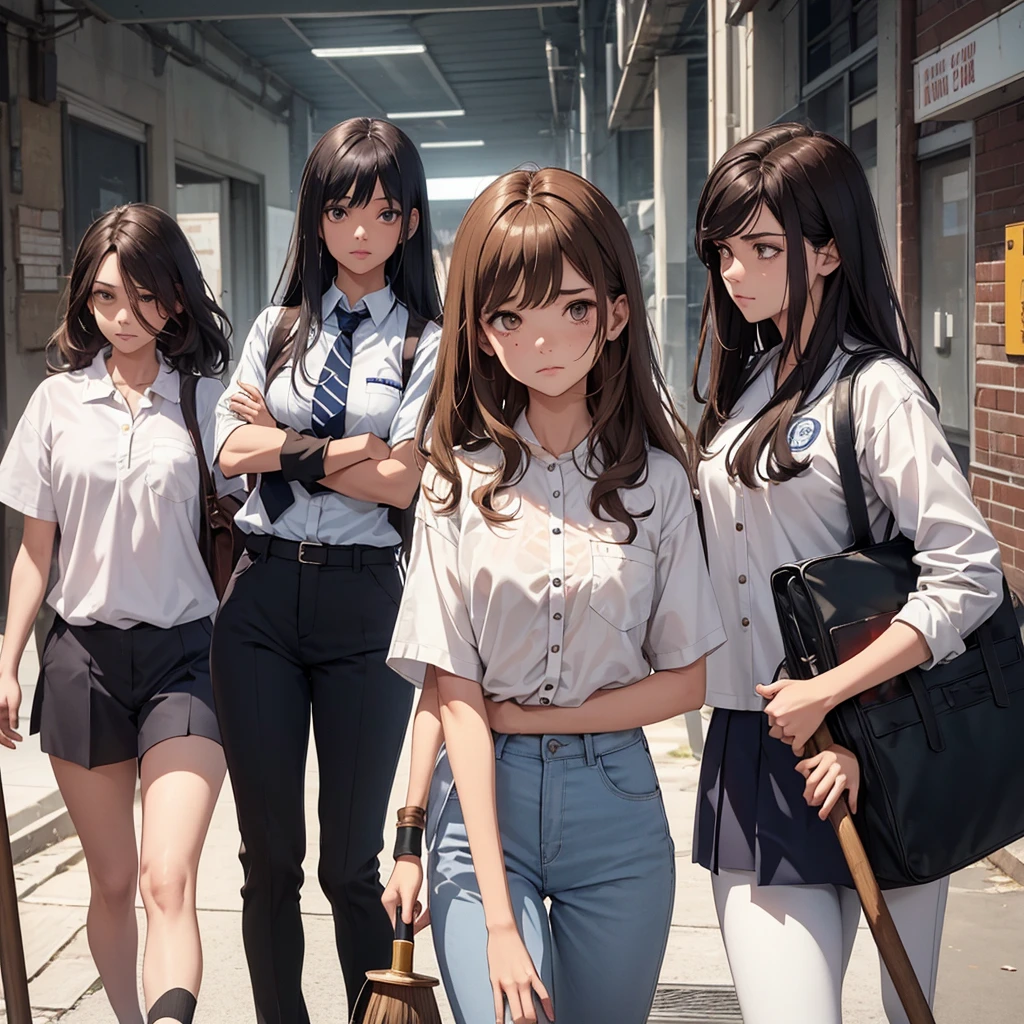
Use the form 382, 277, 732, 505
0, 350, 242, 629
387, 413, 727, 705
698, 346, 1004, 712
215, 282, 441, 548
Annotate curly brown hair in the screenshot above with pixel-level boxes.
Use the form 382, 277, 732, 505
415, 167, 695, 543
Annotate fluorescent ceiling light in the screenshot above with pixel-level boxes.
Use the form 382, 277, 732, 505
420, 140, 485, 149
387, 109, 465, 120
427, 175, 499, 202
312, 44, 425, 58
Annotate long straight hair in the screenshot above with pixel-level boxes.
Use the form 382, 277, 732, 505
48, 203, 231, 377
417, 167, 695, 543
270, 117, 440, 388
692, 123, 927, 486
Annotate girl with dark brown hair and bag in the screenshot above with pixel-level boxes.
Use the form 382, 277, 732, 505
691, 124, 1003, 1023
0, 204, 241, 1024
382, 167, 726, 1024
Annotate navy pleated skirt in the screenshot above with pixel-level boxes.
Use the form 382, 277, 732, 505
692, 707, 853, 887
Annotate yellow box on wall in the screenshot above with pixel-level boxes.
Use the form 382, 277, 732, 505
1008, 222, 1024, 356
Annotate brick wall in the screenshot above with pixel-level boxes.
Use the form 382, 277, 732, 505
970, 97, 1024, 591
915, 1, 1024, 591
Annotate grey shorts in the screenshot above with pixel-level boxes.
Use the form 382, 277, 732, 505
31, 616, 221, 769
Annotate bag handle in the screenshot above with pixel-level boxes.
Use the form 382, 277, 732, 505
833, 354, 876, 549
179, 373, 217, 559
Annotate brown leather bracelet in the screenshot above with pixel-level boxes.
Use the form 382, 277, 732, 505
396, 805, 427, 828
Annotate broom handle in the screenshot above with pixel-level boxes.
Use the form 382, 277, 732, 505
807, 723, 935, 1024
0, 768, 31, 1024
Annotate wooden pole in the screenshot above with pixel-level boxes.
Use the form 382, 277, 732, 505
0, 770, 31, 1024
808, 723, 935, 1024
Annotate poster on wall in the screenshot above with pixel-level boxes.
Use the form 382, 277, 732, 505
177, 211, 223, 303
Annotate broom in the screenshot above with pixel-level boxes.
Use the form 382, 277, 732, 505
805, 722, 936, 1024
355, 907, 442, 1024
0, 764, 31, 1024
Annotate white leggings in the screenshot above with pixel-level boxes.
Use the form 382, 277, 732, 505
711, 869, 948, 1024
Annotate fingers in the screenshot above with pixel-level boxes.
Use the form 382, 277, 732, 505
236, 382, 264, 401
493, 983, 507, 1024
413, 905, 431, 935
755, 681, 786, 699
0, 700, 22, 747
533, 977, 555, 1022
847, 777, 860, 815
819, 776, 847, 819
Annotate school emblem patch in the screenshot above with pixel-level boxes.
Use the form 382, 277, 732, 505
787, 416, 821, 452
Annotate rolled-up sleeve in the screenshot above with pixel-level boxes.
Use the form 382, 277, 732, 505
387, 466, 483, 686
862, 369, 1003, 669
644, 490, 728, 670
0, 386, 57, 521
388, 321, 440, 446
215, 311, 273, 463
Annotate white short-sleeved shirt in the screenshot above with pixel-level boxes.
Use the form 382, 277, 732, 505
0, 350, 243, 629
387, 412, 727, 705
698, 346, 1004, 712
215, 282, 441, 547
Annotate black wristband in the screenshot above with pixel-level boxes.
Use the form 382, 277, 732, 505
393, 824, 423, 860
279, 428, 331, 484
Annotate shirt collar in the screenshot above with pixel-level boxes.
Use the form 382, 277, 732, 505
512, 410, 594, 466
81, 347, 180, 404
321, 281, 397, 329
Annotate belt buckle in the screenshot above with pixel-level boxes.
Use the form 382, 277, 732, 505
297, 541, 326, 565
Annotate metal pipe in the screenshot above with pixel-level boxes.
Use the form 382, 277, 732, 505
545, 38, 560, 120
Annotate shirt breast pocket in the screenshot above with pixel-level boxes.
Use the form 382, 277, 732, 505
588, 540, 657, 632
145, 438, 198, 503
362, 378, 402, 419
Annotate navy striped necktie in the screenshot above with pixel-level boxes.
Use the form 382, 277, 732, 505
258, 304, 371, 523
311, 306, 371, 438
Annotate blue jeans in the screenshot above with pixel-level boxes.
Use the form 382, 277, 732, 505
427, 729, 675, 1024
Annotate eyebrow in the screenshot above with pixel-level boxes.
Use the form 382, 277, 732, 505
739, 232, 785, 241
558, 287, 591, 295
93, 281, 119, 289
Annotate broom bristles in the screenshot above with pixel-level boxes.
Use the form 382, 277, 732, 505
362, 981, 443, 1024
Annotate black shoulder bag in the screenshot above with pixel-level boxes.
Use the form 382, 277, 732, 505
770, 353, 1024, 886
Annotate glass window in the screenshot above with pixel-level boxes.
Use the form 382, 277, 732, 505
806, 80, 846, 139
66, 118, 144, 257
805, 0, 876, 83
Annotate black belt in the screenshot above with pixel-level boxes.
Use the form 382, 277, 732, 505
244, 533, 396, 567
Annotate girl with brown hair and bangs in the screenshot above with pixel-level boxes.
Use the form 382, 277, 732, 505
0, 204, 242, 1024
383, 167, 725, 1024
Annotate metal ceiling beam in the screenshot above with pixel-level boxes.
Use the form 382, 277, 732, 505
81, 1, 577, 23
608, 0, 704, 131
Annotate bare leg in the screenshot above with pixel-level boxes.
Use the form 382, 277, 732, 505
50, 755, 142, 1024
138, 735, 225, 1023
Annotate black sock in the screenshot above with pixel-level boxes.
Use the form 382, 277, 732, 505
147, 988, 197, 1024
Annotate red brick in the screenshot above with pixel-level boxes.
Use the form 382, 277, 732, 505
977, 192, 994, 214
977, 261, 1005, 283
1015, 507, 1024, 529
972, 473, 993, 500
1015, 366, 1024, 388
991, 501, 1015, 522
978, 362, 1013, 386
977, 111, 1002, 134
996, 389, 1017, 413
989, 450, 1024, 474
978, 323, 1004, 347
993, 303, 1005, 325
987, 184, 1024, 215
978, 409, 991, 430
992, 480, 1024, 505
979, 343, 1006, 362
999, 104, 1023, 128
977, 282, 1005, 303
979, 122, 1024, 155
978, 387, 997, 409
977, 167, 1017, 193
990, 521, 1024, 551
989, 412, 1024, 436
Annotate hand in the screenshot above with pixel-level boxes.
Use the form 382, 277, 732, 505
381, 856, 431, 935
486, 921, 554, 1024
229, 383, 275, 427
484, 698, 524, 735
0, 671, 24, 750
756, 676, 830, 755
796, 743, 860, 819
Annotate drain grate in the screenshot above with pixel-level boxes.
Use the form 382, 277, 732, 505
648, 984, 743, 1022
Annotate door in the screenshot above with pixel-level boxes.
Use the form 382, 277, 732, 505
919, 147, 972, 473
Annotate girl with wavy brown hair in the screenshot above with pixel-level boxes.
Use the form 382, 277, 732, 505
383, 167, 725, 1024
0, 204, 240, 1024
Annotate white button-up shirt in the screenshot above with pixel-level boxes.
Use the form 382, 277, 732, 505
698, 348, 1004, 712
387, 413, 727, 705
215, 282, 441, 548
0, 351, 242, 629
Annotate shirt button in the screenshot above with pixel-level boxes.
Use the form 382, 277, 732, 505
553, 578, 562, 587
547, 463, 556, 472
551, 644, 560, 653
544, 684, 554, 691
553, 612, 562, 620
553, 490, 561, 498
547, 738, 559, 752
736, 523, 744, 532
121, 424, 129, 433
738, 575, 747, 584
541, 698, 551, 705
742, 617, 750, 627
552, 527, 561, 535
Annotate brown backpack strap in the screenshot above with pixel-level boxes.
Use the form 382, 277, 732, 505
265, 306, 301, 384
179, 372, 216, 554
402, 313, 429, 386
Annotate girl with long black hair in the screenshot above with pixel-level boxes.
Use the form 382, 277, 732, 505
691, 123, 1003, 1022
0, 204, 237, 1024
209, 117, 441, 1024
